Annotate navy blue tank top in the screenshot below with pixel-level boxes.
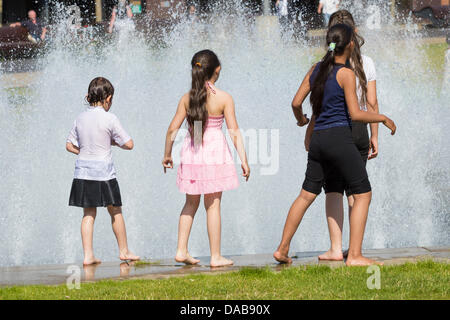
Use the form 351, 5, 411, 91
309, 63, 351, 131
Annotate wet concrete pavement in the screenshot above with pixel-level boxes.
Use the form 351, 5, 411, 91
0, 246, 448, 287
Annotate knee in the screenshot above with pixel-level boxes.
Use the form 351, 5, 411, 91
353, 191, 372, 204
107, 206, 122, 216
204, 193, 222, 210
83, 207, 97, 218
184, 197, 200, 212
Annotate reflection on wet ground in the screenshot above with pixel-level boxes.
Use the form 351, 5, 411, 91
0, 246, 448, 287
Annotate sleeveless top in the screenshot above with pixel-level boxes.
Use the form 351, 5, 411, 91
309, 63, 351, 131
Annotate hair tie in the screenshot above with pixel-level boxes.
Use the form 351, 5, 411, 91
195, 62, 202, 67
328, 42, 336, 52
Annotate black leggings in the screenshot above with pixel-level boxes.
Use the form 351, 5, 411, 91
302, 126, 371, 195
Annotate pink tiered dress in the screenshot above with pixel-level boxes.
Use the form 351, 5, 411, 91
177, 115, 239, 195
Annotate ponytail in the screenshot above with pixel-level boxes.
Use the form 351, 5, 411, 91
310, 24, 353, 116
187, 50, 221, 143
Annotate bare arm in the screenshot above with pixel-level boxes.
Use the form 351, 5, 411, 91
318, 3, 323, 13
304, 115, 316, 151
162, 94, 188, 172
120, 139, 134, 150
366, 81, 379, 159
127, 6, 133, 18
292, 65, 315, 127
66, 142, 80, 155
224, 95, 250, 181
10, 22, 21, 27
41, 27, 47, 40
108, 9, 116, 33
366, 81, 379, 139
340, 69, 396, 134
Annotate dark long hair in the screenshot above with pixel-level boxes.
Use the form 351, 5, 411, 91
310, 24, 353, 116
86, 77, 114, 106
188, 49, 221, 141
329, 10, 367, 107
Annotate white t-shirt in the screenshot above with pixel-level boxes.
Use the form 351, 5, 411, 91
278, 0, 289, 16
67, 107, 131, 181
320, 0, 340, 15
356, 55, 377, 111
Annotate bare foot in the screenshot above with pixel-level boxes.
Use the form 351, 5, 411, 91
273, 250, 292, 264
346, 255, 383, 266
175, 252, 200, 265
210, 256, 234, 267
318, 249, 344, 261
83, 257, 101, 266
120, 252, 140, 262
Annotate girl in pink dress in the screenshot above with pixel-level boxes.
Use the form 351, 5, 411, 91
163, 50, 250, 267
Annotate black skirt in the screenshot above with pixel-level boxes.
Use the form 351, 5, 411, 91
69, 178, 122, 208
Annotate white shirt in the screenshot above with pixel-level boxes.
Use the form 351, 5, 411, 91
278, 0, 289, 16
320, 0, 339, 15
67, 107, 131, 181
356, 55, 377, 111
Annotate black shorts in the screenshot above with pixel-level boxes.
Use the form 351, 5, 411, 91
324, 121, 370, 195
302, 126, 371, 196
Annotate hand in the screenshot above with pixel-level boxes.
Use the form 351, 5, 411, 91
241, 162, 250, 181
297, 114, 310, 127
383, 116, 396, 135
162, 156, 173, 173
304, 135, 311, 152
368, 136, 378, 160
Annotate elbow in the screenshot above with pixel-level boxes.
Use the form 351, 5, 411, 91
124, 139, 134, 150
350, 111, 363, 122
65, 142, 72, 153
291, 103, 302, 110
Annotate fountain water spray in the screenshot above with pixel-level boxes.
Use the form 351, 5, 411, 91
0, 1, 448, 267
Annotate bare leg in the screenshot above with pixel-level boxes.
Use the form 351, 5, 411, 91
274, 189, 317, 264
175, 194, 201, 265
107, 206, 140, 261
204, 192, 233, 267
342, 194, 355, 259
318, 192, 344, 261
81, 208, 101, 265
346, 191, 382, 266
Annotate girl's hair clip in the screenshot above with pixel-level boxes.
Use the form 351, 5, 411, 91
195, 62, 202, 67
328, 42, 336, 52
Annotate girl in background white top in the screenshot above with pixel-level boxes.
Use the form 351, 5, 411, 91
66, 77, 139, 265
318, 0, 340, 26
304, 10, 381, 262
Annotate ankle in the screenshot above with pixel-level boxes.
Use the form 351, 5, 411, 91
176, 248, 188, 256
330, 247, 343, 254
119, 249, 130, 256
347, 250, 362, 259
277, 243, 290, 254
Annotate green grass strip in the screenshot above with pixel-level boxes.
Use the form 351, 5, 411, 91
0, 260, 448, 300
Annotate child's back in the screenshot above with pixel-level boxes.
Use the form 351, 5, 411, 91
68, 106, 130, 181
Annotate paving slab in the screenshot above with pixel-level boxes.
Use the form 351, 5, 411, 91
0, 247, 448, 287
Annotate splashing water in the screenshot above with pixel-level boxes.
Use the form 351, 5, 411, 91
0, 1, 448, 267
